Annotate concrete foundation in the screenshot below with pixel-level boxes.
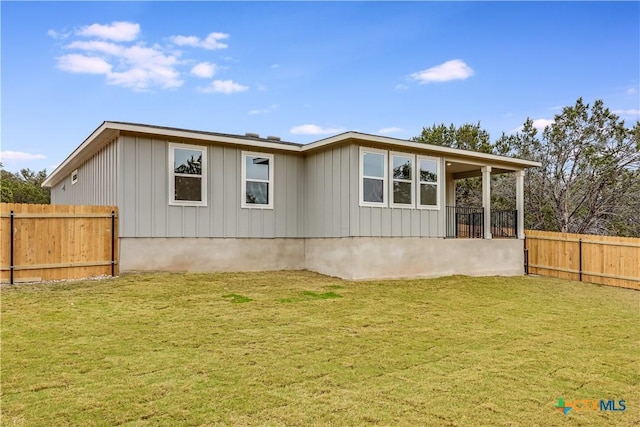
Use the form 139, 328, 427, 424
305, 237, 524, 280
120, 237, 524, 280
120, 238, 305, 272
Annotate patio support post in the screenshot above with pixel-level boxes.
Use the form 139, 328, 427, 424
515, 170, 525, 239
446, 171, 456, 207
482, 166, 492, 239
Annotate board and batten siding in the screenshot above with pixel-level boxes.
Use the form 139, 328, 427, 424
50, 138, 118, 206
117, 135, 304, 238
304, 144, 445, 238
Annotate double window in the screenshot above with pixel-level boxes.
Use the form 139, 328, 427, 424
360, 148, 440, 209
242, 151, 274, 209
169, 143, 207, 206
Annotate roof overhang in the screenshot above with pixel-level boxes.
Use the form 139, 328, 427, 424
43, 123, 541, 188
302, 131, 541, 172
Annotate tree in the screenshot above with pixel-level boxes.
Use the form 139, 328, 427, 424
413, 99, 640, 237
0, 163, 51, 204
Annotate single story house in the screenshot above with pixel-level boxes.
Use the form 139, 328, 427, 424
42, 121, 540, 280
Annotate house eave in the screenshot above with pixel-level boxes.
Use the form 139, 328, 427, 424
303, 131, 542, 170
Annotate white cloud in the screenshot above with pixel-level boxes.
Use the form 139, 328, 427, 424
627, 87, 637, 95
170, 32, 229, 50
248, 104, 277, 115
76, 21, 140, 42
67, 40, 124, 56
58, 40, 183, 90
514, 118, 554, 133
48, 29, 70, 40
190, 62, 217, 78
411, 59, 474, 84
395, 84, 409, 90
198, 80, 248, 94
377, 127, 403, 134
51, 22, 240, 91
57, 54, 112, 74
613, 109, 640, 116
290, 124, 344, 135
0, 151, 46, 161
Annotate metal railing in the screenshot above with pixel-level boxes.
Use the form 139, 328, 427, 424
446, 206, 484, 238
491, 209, 517, 238
446, 207, 518, 239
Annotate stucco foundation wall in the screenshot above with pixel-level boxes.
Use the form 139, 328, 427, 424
120, 238, 305, 272
304, 237, 524, 280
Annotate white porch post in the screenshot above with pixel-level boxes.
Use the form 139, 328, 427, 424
482, 166, 492, 239
446, 172, 456, 207
515, 170, 525, 239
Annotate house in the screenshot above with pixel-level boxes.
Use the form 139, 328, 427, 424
42, 121, 541, 280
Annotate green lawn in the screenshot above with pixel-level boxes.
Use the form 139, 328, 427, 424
1, 272, 638, 426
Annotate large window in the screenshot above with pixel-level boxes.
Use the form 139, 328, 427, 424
169, 143, 207, 206
418, 156, 439, 209
360, 148, 387, 206
390, 153, 414, 208
242, 151, 274, 209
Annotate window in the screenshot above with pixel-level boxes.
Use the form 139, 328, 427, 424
418, 156, 439, 209
169, 143, 207, 206
390, 153, 414, 208
71, 169, 78, 185
360, 148, 387, 206
242, 151, 274, 209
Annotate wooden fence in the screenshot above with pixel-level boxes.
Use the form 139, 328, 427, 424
524, 230, 639, 290
1, 203, 119, 284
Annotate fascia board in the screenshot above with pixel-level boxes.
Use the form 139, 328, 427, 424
303, 132, 542, 169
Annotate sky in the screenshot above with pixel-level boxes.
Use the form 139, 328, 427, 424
1, 1, 639, 174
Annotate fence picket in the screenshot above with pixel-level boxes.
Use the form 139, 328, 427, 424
0, 203, 119, 284
525, 230, 639, 290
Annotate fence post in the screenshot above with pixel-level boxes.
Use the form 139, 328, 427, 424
111, 210, 115, 277
578, 238, 583, 282
524, 236, 528, 274
10, 210, 14, 285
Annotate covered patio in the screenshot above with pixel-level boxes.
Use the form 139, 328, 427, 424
444, 159, 527, 239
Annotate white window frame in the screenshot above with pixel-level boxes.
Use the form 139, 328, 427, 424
389, 152, 415, 209
71, 169, 78, 185
359, 147, 388, 207
417, 155, 440, 210
241, 151, 274, 209
168, 142, 207, 207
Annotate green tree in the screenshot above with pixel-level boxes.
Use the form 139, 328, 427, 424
497, 99, 640, 236
0, 163, 51, 204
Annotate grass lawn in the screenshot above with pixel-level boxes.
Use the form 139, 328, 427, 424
1, 271, 638, 426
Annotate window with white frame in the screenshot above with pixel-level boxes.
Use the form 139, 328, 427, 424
71, 169, 78, 185
360, 148, 387, 206
169, 143, 207, 206
418, 156, 439, 209
242, 151, 274, 209
390, 153, 414, 207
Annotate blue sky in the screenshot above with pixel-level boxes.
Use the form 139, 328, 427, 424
1, 1, 638, 174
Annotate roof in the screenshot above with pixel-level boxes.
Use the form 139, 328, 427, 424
42, 121, 541, 188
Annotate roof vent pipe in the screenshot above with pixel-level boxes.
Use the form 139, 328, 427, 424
245, 132, 260, 138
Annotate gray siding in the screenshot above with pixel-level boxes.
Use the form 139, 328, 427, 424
304, 144, 445, 238
50, 138, 118, 206
117, 135, 304, 238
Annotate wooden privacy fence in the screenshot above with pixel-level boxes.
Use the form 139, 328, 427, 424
525, 230, 639, 290
1, 203, 118, 284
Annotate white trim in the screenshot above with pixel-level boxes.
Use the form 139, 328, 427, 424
42, 123, 540, 189
359, 147, 388, 207
389, 152, 414, 208
168, 142, 207, 207
71, 169, 78, 185
241, 151, 274, 209
417, 155, 440, 210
